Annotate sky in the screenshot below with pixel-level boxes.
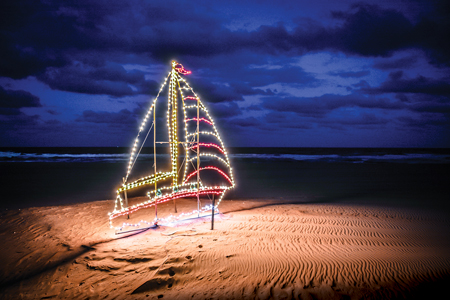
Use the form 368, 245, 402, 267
1, 0, 449, 147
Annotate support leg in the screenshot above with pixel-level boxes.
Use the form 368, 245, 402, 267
211, 195, 215, 230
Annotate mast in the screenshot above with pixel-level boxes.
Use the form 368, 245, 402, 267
154, 103, 157, 220
110, 61, 235, 232
170, 62, 179, 190
197, 89, 200, 217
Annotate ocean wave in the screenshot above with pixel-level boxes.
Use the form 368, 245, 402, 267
0, 152, 159, 163
1, 150, 448, 164
231, 153, 450, 163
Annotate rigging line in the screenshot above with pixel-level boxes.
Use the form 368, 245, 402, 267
130, 121, 154, 173
180, 80, 205, 111
177, 143, 186, 176
125, 72, 170, 181
182, 134, 197, 182
187, 154, 229, 167
184, 158, 202, 187
178, 74, 188, 181
186, 160, 205, 188
186, 131, 216, 138
184, 134, 196, 150
178, 156, 186, 176
189, 159, 197, 171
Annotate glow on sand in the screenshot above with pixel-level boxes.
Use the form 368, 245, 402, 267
109, 62, 235, 232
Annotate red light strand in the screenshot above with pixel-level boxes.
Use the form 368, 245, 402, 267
184, 96, 198, 101
185, 117, 213, 125
110, 187, 225, 220
187, 143, 224, 154
184, 166, 233, 185
175, 63, 191, 75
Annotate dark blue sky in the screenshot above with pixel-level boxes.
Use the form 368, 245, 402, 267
1, 0, 449, 147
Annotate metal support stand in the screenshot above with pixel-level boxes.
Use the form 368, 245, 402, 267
211, 195, 215, 230
197, 194, 200, 218
154, 104, 158, 223
123, 177, 129, 219
155, 197, 158, 221
196, 95, 201, 218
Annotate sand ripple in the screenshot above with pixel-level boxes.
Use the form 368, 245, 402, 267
1, 200, 449, 299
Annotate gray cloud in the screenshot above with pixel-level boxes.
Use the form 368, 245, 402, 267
262, 93, 405, 117
0, 87, 42, 115
365, 71, 450, 96
329, 70, 370, 78
75, 109, 137, 124
38, 62, 159, 97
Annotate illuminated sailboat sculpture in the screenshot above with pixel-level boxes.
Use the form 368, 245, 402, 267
109, 61, 235, 232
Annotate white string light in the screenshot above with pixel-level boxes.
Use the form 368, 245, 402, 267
110, 62, 235, 231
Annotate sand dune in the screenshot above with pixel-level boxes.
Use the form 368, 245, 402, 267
1, 199, 449, 299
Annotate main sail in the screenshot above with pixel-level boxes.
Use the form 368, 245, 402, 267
109, 61, 235, 231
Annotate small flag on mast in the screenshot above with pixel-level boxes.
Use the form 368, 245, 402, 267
174, 63, 191, 75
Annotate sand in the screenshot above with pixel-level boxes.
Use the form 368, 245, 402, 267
1, 198, 450, 299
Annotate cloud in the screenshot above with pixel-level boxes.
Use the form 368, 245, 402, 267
0, 112, 39, 125
412, 0, 450, 66
75, 109, 137, 124
264, 112, 313, 129
0, 86, 45, 144
328, 4, 413, 56
366, 71, 450, 96
2, 0, 448, 102
209, 102, 242, 119
257, 2, 449, 65
257, 109, 391, 132
319, 112, 390, 129
261, 93, 404, 117
1, 0, 449, 147
0, 0, 96, 79
190, 68, 291, 103
245, 104, 263, 111
373, 56, 418, 70
231, 117, 262, 127
397, 114, 450, 128
46, 109, 60, 115
241, 65, 317, 86
184, 63, 316, 109
329, 70, 370, 78
229, 82, 275, 96
37, 61, 159, 97
190, 80, 245, 103
231, 4, 416, 59
0, 112, 41, 146
409, 100, 450, 114
352, 80, 371, 89
0, 86, 42, 115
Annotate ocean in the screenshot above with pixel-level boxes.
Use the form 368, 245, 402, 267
1, 147, 449, 212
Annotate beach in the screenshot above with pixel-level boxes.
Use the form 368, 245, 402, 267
1, 198, 450, 299
1, 148, 450, 299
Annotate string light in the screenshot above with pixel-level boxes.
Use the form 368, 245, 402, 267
109, 186, 226, 221
185, 104, 200, 109
186, 131, 218, 139
110, 61, 235, 231
185, 117, 213, 126
112, 204, 219, 231
187, 153, 230, 167
184, 166, 233, 185
174, 63, 192, 75
184, 96, 198, 101
187, 142, 225, 154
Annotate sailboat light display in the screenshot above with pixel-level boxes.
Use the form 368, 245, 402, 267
109, 61, 235, 232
